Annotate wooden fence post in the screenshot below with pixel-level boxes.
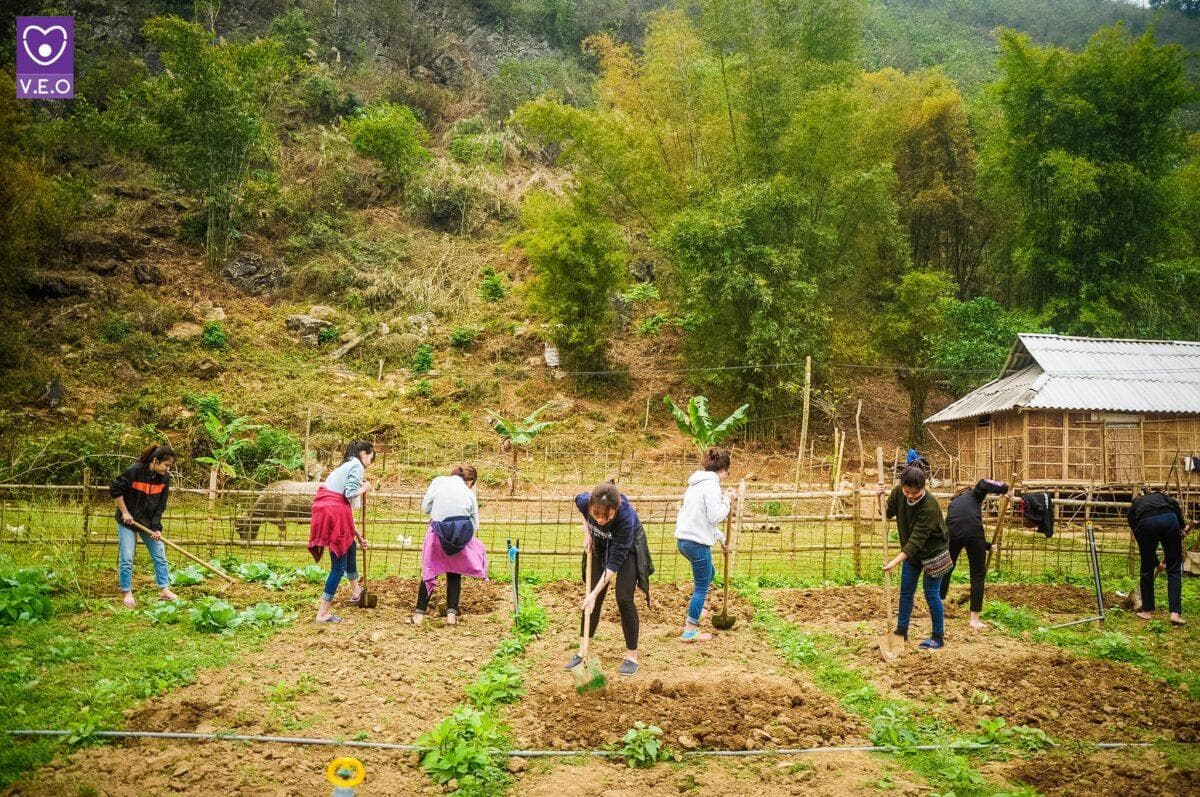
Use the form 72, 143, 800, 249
852, 486, 862, 579
207, 465, 218, 559
795, 355, 812, 489
80, 467, 92, 563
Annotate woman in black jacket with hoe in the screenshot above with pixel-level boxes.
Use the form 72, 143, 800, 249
939, 479, 1008, 629
110, 444, 178, 608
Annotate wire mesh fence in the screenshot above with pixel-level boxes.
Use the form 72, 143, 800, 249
2, 476, 1189, 585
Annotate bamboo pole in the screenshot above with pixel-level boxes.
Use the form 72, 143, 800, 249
80, 468, 92, 564
730, 480, 746, 578
795, 355, 812, 488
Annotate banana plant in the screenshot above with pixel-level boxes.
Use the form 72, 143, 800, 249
662, 395, 750, 456
486, 403, 555, 494
195, 412, 261, 485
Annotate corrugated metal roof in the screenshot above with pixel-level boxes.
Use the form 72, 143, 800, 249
926, 334, 1200, 423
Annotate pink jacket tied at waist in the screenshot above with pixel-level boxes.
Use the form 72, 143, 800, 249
308, 486, 356, 562
422, 522, 488, 596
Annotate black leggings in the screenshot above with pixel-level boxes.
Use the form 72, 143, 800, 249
416, 574, 461, 614
580, 548, 639, 651
939, 536, 989, 612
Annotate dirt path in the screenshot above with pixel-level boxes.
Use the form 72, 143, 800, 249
8, 577, 506, 797
767, 587, 1200, 744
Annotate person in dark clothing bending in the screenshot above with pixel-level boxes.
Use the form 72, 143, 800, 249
883, 465, 951, 649
939, 479, 1009, 629
110, 444, 178, 608
563, 483, 652, 676
1127, 490, 1195, 626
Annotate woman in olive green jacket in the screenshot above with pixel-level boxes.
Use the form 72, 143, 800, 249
883, 465, 950, 649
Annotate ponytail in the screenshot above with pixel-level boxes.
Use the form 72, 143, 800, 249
702, 447, 731, 473
342, 440, 375, 462
451, 464, 478, 486
137, 444, 176, 466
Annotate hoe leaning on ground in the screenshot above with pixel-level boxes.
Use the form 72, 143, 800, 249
873, 447, 906, 662
126, 517, 236, 586
712, 514, 736, 630
567, 547, 605, 692
353, 494, 377, 609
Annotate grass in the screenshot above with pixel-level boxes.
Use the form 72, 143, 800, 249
0, 553, 309, 787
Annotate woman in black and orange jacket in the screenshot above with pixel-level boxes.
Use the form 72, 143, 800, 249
110, 444, 178, 608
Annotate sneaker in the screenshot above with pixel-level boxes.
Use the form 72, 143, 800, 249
563, 654, 584, 671
618, 659, 639, 676
918, 636, 944, 650
680, 629, 713, 643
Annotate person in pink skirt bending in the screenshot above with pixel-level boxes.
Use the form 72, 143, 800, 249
410, 465, 488, 626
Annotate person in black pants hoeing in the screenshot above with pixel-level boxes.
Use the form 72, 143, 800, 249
1127, 489, 1194, 627
563, 482, 652, 676
940, 479, 1009, 629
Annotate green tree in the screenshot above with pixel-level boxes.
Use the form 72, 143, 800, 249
516, 191, 628, 372
930, 298, 1045, 396
346, 103, 430, 188
662, 182, 832, 408
983, 25, 1198, 334
875, 270, 957, 447
1150, 0, 1200, 18
106, 16, 290, 267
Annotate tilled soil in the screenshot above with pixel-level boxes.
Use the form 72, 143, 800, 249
1000, 747, 1200, 797
505, 582, 867, 751
515, 753, 921, 797
768, 587, 1200, 744
8, 578, 508, 797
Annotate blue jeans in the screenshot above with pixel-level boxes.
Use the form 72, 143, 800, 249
322, 542, 359, 602
117, 522, 170, 591
896, 559, 944, 638
677, 539, 715, 626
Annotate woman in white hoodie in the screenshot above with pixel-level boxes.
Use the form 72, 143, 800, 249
674, 448, 733, 642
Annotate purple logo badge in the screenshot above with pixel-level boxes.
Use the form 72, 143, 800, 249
16, 17, 74, 99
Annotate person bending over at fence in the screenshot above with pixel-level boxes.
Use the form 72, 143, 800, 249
110, 444, 179, 608
883, 465, 951, 650
674, 448, 733, 643
308, 441, 374, 623
939, 479, 1009, 629
1127, 488, 1193, 627
412, 465, 487, 626
565, 482, 654, 676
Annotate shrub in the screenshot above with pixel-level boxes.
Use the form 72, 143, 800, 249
233, 425, 303, 484
0, 568, 56, 625
417, 706, 511, 792
409, 378, 433, 398
299, 71, 359, 123
346, 103, 429, 187
619, 722, 670, 768
410, 164, 494, 234
201, 321, 228, 350
478, 266, 508, 302
189, 596, 243, 633
516, 191, 627, 370
486, 56, 592, 119
0, 422, 141, 484
449, 132, 506, 167
449, 326, 479, 348
465, 663, 525, 708
170, 565, 208, 587
636, 313, 669, 336
622, 283, 660, 303
411, 344, 434, 374
144, 600, 186, 624
100, 313, 133, 343
317, 324, 340, 345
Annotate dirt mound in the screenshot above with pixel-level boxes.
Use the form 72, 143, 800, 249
769, 586, 961, 624
511, 674, 864, 751
985, 582, 1118, 615
870, 646, 1200, 743
1005, 748, 1200, 796
370, 575, 502, 615
538, 580, 753, 627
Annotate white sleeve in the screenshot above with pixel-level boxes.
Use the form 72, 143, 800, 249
705, 481, 731, 525
469, 490, 479, 531
421, 479, 437, 515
